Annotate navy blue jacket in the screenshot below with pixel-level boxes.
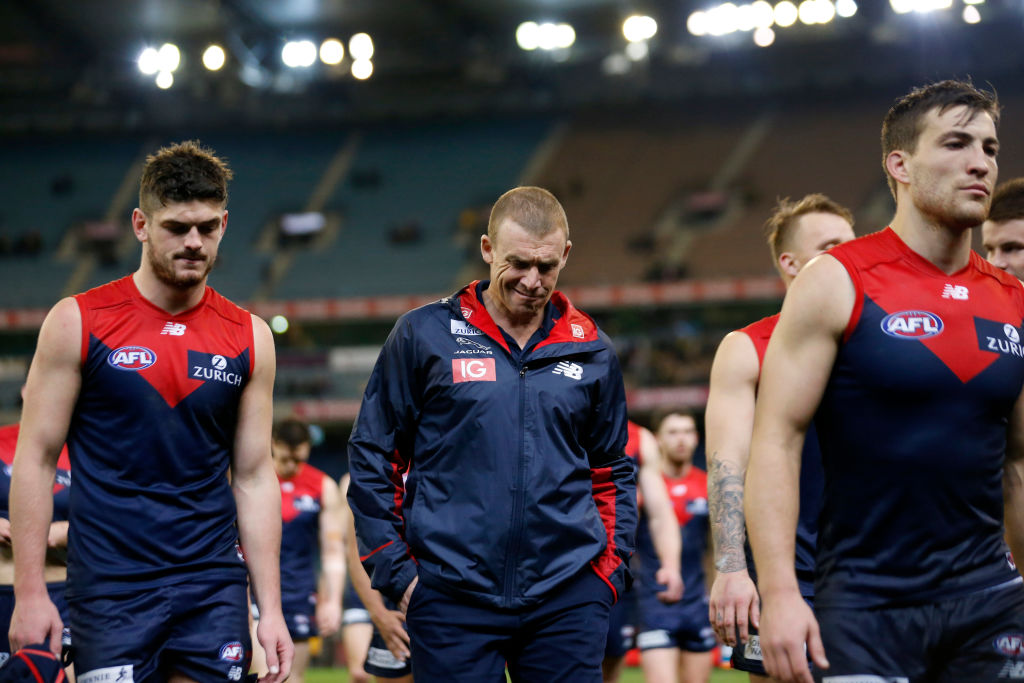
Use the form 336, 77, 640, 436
348, 281, 637, 610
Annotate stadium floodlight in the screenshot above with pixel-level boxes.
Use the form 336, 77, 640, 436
962, 5, 981, 22
351, 58, 373, 80
799, 0, 835, 24
737, 4, 759, 32
270, 315, 289, 334
752, 1, 776, 28
157, 43, 180, 72
754, 25, 776, 46
774, 1, 799, 27
554, 23, 576, 49
282, 40, 317, 68
349, 33, 374, 60
537, 23, 561, 50
155, 71, 173, 89
623, 15, 658, 42
625, 40, 649, 61
138, 47, 160, 75
890, 0, 952, 12
516, 22, 540, 50
687, 11, 709, 36
202, 45, 226, 71
707, 3, 740, 36
320, 38, 345, 65
836, 0, 858, 17
963, 0, 984, 4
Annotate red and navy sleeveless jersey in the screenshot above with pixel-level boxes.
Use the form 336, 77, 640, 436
637, 466, 709, 608
0, 424, 71, 522
280, 463, 326, 606
740, 314, 823, 592
815, 228, 1024, 608
66, 275, 253, 598
625, 420, 643, 465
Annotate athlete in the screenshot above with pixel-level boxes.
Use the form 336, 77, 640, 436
342, 475, 413, 683
0, 396, 72, 677
348, 186, 636, 682
983, 178, 1024, 281
635, 411, 714, 683
251, 418, 343, 683
9, 140, 293, 682
705, 195, 855, 681
603, 420, 683, 683
746, 80, 1024, 683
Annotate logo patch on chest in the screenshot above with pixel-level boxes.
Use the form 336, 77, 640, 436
107, 346, 157, 371
452, 358, 496, 382
880, 311, 943, 339
976, 319, 1024, 359
188, 351, 245, 387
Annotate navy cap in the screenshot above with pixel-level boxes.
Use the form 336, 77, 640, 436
0, 645, 65, 683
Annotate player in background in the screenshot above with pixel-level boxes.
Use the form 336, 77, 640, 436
0, 386, 73, 680
341, 475, 413, 683
340, 474, 375, 683
635, 411, 714, 683
983, 178, 1024, 281
705, 195, 855, 681
603, 420, 684, 683
747, 80, 1024, 683
9, 140, 292, 682
251, 418, 343, 683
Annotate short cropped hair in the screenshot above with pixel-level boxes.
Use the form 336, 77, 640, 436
272, 417, 310, 448
653, 409, 698, 434
881, 79, 999, 200
988, 178, 1024, 224
139, 140, 233, 215
765, 193, 854, 266
487, 186, 569, 243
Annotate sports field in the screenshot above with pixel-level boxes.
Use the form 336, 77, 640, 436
306, 667, 749, 682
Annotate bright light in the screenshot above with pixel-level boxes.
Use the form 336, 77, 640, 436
202, 45, 226, 71
537, 23, 560, 50
623, 15, 658, 42
963, 5, 981, 22
157, 43, 180, 72
836, 0, 858, 17
774, 1, 799, 27
706, 3, 740, 36
320, 38, 345, 65
625, 40, 649, 61
687, 11, 709, 36
349, 33, 374, 60
963, 0, 984, 3
282, 40, 317, 68
818, 0, 836, 23
554, 23, 576, 49
516, 21, 540, 50
890, 0, 952, 12
752, 1, 776, 27
155, 71, 173, 89
754, 26, 776, 46
799, 0, 834, 24
270, 315, 290, 334
737, 4, 758, 32
138, 47, 160, 75
351, 58, 373, 80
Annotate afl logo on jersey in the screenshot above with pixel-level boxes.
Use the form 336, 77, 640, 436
218, 641, 245, 662
107, 346, 157, 371
880, 311, 943, 339
994, 633, 1024, 657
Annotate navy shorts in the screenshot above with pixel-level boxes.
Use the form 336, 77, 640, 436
406, 568, 615, 682
0, 583, 69, 667
281, 591, 318, 641
636, 592, 716, 654
732, 594, 814, 676
363, 596, 412, 679
815, 579, 1024, 683
69, 578, 251, 683
604, 587, 637, 658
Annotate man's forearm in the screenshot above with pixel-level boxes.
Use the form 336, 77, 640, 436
10, 461, 58, 598
235, 470, 283, 613
708, 453, 748, 573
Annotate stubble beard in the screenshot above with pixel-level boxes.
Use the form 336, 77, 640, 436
147, 240, 213, 290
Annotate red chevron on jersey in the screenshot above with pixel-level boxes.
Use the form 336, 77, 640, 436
663, 467, 708, 528
739, 313, 780, 371
280, 463, 325, 523
835, 228, 1024, 384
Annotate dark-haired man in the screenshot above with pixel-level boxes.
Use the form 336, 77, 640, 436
747, 80, 1024, 683
706, 194, 854, 682
10, 140, 293, 683
983, 178, 1024, 281
348, 186, 636, 682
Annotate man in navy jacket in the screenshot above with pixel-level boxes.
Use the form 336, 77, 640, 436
348, 186, 637, 682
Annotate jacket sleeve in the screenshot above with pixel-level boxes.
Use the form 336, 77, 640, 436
347, 315, 422, 605
585, 338, 637, 600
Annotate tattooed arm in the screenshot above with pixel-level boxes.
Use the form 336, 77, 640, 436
705, 330, 762, 646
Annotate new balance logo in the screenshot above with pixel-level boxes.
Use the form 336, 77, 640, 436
552, 361, 583, 380
941, 284, 968, 300
1000, 660, 1024, 679
161, 322, 187, 336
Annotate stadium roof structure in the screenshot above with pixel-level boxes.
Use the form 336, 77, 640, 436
0, 0, 1021, 132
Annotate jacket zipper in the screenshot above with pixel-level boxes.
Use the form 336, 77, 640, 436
503, 362, 529, 607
